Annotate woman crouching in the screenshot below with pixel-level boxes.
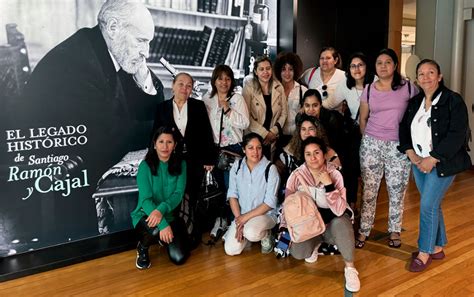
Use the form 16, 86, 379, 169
283, 136, 360, 292
224, 132, 280, 255
131, 126, 189, 269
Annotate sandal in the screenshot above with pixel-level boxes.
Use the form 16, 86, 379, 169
388, 232, 401, 248
355, 234, 367, 249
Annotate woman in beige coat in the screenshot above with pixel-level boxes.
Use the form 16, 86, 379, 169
242, 56, 287, 160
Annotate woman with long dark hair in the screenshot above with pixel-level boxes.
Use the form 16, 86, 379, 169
131, 126, 189, 269
278, 113, 340, 179
335, 52, 376, 121
333, 52, 376, 210
356, 48, 419, 249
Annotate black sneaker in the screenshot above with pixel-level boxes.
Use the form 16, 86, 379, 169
136, 242, 151, 269
318, 242, 341, 255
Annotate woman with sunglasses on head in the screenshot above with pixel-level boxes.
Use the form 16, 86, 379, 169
296, 89, 345, 158
243, 56, 288, 161
333, 52, 376, 211
356, 48, 419, 249
398, 59, 471, 272
132, 126, 189, 269
278, 114, 341, 179
273, 52, 308, 146
301, 47, 346, 112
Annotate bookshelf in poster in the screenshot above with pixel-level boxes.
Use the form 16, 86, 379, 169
145, 1, 251, 88
145, 0, 250, 17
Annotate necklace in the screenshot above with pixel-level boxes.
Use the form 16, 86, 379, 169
354, 87, 363, 98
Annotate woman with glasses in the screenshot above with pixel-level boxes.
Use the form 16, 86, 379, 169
334, 52, 376, 121
356, 48, 419, 249
333, 52, 376, 211
301, 47, 345, 112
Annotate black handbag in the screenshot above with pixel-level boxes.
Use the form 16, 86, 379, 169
198, 170, 225, 210
217, 149, 242, 171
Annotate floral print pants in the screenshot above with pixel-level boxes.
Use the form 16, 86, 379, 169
358, 135, 411, 236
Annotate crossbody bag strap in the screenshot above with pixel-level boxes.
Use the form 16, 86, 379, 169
308, 67, 317, 86
217, 94, 233, 148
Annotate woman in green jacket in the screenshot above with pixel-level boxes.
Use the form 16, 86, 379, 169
131, 126, 189, 269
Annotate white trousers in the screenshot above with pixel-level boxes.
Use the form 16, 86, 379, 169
224, 214, 276, 256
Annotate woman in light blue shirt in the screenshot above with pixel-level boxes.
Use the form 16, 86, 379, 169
224, 133, 280, 256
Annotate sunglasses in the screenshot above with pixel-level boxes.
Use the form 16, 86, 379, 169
322, 85, 328, 98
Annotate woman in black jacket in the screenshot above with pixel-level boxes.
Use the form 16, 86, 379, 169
153, 72, 217, 247
398, 59, 471, 272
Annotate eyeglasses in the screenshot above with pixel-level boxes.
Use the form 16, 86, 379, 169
321, 85, 328, 98
350, 63, 365, 69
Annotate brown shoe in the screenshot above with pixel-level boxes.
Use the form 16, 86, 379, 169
409, 255, 432, 272
411, 250, 445, 260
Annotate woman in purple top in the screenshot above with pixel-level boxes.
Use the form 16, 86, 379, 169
355, 48, 418, 249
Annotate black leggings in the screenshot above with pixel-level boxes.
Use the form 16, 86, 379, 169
135, 216, 190, 265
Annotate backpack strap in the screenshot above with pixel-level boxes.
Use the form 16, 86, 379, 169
236, 158, 243, 174
236, 159, 273, 182
366, 82, 372, 104
308, 67, 317, 86
264, 162, 273, 182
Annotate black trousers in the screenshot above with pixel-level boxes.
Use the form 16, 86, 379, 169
135, 216, 190, 265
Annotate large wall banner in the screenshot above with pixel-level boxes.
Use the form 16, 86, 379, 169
0, 0, 277, 256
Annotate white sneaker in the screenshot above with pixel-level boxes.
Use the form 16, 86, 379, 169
210, 217, 228, 239
260, 232, 274, 254
344, 267, 361, 292
305, 243, 321, 263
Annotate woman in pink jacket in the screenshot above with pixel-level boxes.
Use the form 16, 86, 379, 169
283, 136, 360, 293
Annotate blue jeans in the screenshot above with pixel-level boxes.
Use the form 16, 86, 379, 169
412, 166, 455, 254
